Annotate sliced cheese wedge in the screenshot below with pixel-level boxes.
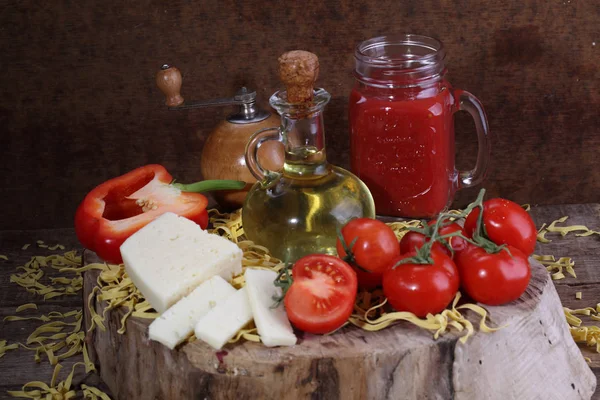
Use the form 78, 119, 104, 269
148, 275, 236, 349
194, 287, 253, 350
245, 268, 296, 347
120, 212, 242, 313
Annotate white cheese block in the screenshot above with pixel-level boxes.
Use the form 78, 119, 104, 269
244, 268, 297, 347
194, 287, 253, 350
120, 212, 243, 313
148, 275, 236, 350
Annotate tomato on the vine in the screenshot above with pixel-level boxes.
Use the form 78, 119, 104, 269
382, 250, 459, 317
399, 231, 437, 254
455, 245, 531, 306
435, 220, 468, 254
284, 255, 357, 334
399, 220, 467, 257
352, 269, 384, 291
464, 198, 537, 256
336, 218, 400, 289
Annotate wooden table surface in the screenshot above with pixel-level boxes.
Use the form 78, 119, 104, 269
1, 204, 599, 399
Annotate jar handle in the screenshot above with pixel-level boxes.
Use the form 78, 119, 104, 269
453, 89, 491, 189
245, 126, 283, 188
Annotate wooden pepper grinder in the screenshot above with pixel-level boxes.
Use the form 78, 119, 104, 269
156, 64, 284, 210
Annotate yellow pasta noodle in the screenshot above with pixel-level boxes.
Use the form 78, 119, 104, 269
564, 307, 600, 353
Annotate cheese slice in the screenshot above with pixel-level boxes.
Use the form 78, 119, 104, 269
148, 275, 236, 349
244, 268, 296, 347
120, 212, 242, 313
194, 287, 253, 350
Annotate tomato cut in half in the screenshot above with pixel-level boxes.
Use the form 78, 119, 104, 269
285, 255, 358, 334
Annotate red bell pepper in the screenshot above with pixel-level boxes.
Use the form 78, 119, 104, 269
75, 164, 244, 264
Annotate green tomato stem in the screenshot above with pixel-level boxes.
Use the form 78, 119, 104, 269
172, 179, 246, 193
271, 263, 294, 308
392, 188, 499, 269
336, 228, 371, 273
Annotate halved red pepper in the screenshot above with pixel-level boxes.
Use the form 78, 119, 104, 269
75, 164, 244, 264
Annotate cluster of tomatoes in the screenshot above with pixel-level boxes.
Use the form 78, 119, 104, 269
282, 197, 538, 335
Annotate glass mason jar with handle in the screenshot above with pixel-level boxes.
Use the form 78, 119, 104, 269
349, 34, 491, 218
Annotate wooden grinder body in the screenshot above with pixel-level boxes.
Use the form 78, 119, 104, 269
200, 114, 283, 210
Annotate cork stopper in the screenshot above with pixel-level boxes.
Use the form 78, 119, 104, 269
278, 50, 319, 103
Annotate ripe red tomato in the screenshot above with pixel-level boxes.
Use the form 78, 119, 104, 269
336, 218, 400, 289
436, 220, 468, 254
285, 255, 357, 334
399, 221, 467, 257
455, 245, 531, 306
399, 231, 432, 254
382, 250, 459, 317
464, 199, 537, 256
352, 268, 383, 291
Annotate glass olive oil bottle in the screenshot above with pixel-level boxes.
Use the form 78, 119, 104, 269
242, 51, 375, 263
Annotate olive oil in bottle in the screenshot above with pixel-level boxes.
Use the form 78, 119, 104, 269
242, 51, 375, 263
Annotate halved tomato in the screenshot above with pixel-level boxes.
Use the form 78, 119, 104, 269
284, 255, 358, 334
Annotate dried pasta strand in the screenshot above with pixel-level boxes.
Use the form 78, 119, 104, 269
545, 216, 599, 237
348, 291, 500, 343
131, 311, 160, 319
533, 254, 576, 280
8, 362, 82, 399
50, 363, 63, 388
15, 303, 38, 313
229, 325, 259, 344
82, 384, 112, 400
82, 343, 96, 374
0, 340, 20, 358
536, 223, 552, 243
456, 303, 506, 333
564, 306, 600, 354
565, 307, 596, 316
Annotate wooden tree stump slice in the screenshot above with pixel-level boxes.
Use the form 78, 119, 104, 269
82, 251, 597, 400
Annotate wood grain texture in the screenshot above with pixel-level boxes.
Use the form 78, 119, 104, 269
0, 304, 86, 387
0, 229, 87, 399
1, 0, 600, 229
554, 284, 600, 369
530, 204, 600, 285
83, 253, 596, 400
0, 229, 83, 307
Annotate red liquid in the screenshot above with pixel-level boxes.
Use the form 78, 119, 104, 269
349, 81, 457, 218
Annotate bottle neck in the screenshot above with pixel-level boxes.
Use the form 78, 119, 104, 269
280, 109, 328, 177
270, 88, 331, 178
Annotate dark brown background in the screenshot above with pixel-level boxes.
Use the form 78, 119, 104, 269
1, 0, 599, 230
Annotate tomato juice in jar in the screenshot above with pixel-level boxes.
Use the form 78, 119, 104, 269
349, 35, 490, 218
